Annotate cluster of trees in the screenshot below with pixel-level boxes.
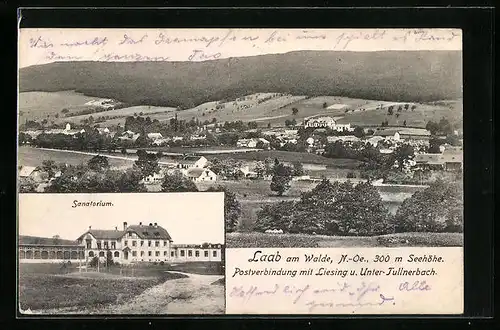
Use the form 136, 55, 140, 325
45, 158, 147, 193
255, 179, 392, 235
254, 179, 463, 235
425, 118, 454, 136
386, 103, 417, 116
33, 130, 117, 151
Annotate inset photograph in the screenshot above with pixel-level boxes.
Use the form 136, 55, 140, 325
18, 193, 225, 315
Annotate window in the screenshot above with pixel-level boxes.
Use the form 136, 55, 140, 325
97, 242, 101, 249
155, 251, 160, 257
148, 251, 152, 256
164, 251, 167, 256
99, 251, 105, 257
213, 251, 217, 257
163, 241, 167, 247
140, 241, 144, 247
171, 251, 175, 257
155, 241, 160, 247
141, 251, 144, 256
128, 232, 133, 237
180, 250, 185, 257
89, 251, 94, 257
124, 240, 128, 246
114, 251, 119, 257
132, 241, 137, 247
204, 251, 209, 257
132, 251, 137, 257
195, 251, 200, 257
188, 250, 193, 257
104, 241, 108, 249
148, 241, 151, 247
111, 242, 116, 249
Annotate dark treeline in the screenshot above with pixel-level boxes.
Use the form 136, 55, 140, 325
20, 51, 462, 109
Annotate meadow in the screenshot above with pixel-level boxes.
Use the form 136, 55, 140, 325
18, 263, 188, 311
226, 232, 464, 248
18, 146, 135, 168
19, 91, 111, 123
59, 105, 177, 126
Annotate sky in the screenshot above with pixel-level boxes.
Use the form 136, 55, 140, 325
18, 192, 225, 244
18, 28, 462, 68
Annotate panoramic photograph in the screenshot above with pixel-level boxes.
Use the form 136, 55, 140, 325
18, 193, 225, 314
18, 28, 463, 250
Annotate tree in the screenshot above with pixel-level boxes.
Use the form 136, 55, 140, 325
267, 122, 271, 128
161, 173, 198, 192
404, 103, 409, 111
270, 160, 292, 196
393, 180, 463, 233
254, 201, 296, 232
397, 106, 403, 112
19, 177, 37, 193
428, 138, 443, 153
403, 120, 407, 126
445, 134, 461, 146
322, 102, 328, 109
206, 186, 241, 232
87, 155, 110, 172
392, 144, 415, 171
353, 126, 365, 138
292, 108, 299, 115
292, 161, 304, 176
121, 148, 127, 155
41, 160, 57, 179
411, 105, 417, 111
387, 107, 394, 116
134, 150, 159, 178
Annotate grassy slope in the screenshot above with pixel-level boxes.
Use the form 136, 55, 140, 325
20, 51, 462, 109
226, 232, 463, 248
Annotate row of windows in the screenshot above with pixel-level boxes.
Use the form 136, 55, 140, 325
85, 250, 219, 258
89, 240, 168, 249
179, 250, 217, 258
19, 250, 84, 260
124, 240, 167, 248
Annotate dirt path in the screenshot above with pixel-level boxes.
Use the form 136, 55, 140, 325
104, 271, 225, 314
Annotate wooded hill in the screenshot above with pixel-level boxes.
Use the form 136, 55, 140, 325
19, 50, 462, 109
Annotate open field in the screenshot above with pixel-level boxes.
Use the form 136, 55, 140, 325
18, 263, 188, 311
59, 105, 177, 126
336, 100, 463, 128
208, 151, 363, 167
226, 232, 464, 248
18, 146, 136, 168
131, 94, 308, 126
19, 91, 113, 123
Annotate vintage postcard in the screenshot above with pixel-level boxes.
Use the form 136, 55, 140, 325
18, 28, 463, 315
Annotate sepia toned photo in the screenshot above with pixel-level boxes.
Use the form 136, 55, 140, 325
18, 28, 463, 249
17, 27, 465, 315
18, 193, 225, 315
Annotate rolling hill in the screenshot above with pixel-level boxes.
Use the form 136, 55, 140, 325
19, 50, 462, 109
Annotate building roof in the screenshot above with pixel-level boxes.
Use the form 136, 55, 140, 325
19, 235, 80, 246
414, 153, 444, 165
77, 223, 173, 241
374, 129, 401, 137
186, 167, 206, 178
19, 166, 37, 177
441, 150, 463, 163
127, 224, 172, 241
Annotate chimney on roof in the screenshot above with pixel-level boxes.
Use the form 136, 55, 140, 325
154, 222, 157, 228
115, 226, 118, 231
139, 222, 142, 227
123, 222, 127, 230
149, 223, 153, 227
89, 226, 91, 230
